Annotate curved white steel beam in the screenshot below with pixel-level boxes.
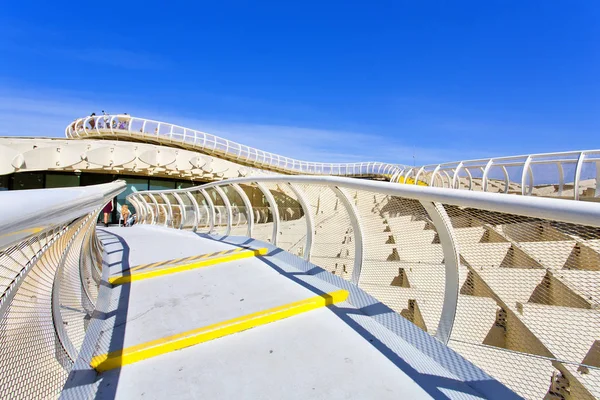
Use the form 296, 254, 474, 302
231, 183, 254, 238
256, 183, 279, 246
331, 187, 364, 286
288, 183, 314, 262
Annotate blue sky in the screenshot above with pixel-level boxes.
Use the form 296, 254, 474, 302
0, 1, 598, 165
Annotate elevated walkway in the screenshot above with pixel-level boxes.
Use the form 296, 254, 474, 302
61, 225, 516, 399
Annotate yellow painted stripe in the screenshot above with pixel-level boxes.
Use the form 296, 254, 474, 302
109, 248, 268, 285
90, 289, 349, 372
128, 247, 246, 272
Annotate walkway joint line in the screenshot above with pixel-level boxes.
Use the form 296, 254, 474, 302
90, 289, 349, 372
108, 248, 268, 285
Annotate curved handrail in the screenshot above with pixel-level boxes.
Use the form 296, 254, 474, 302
0, 181, 127, 250
65, 114, 408, 178
0, 181, 126, 399
132, 175, 600, 227
397, 150, 600, 200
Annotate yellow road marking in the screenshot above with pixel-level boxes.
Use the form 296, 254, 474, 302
90, 289, 349, 372
128, 248, 246, 272
109, 248, 268, 285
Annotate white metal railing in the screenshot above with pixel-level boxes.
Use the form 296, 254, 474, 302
66, 114, 406, 178
129, 176, 600, 399
66, 114, 600, 201
396, 150, 600, 201
0, 181, 126, 399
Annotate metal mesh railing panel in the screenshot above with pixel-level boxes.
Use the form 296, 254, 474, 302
357, 191, 446, 336
297, 185, 355, 281
222, 185, 248, 236
270, 183, 306, 258
0, 224, 75, 399
442, 203, 600, 399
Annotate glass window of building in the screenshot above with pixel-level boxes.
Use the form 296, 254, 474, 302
0, 175, 8, 191
177, 181, 197, 189
149, 179, 176, 191
117, 178, 149, 209
12, 172, 44, 190
46, 173, 80, 188
81, 173, 115, 187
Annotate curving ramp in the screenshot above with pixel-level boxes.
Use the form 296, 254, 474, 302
60, 225, 517, 400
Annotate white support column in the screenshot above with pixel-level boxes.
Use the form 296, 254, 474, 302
288, 183, 314, 262
231, 183, 254, 238
331, 186, 364, 286
214, 186, 232, 236
420, 201, 459, 345
256, 182, 279, 246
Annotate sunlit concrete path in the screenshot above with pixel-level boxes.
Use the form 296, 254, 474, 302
60, 225, 519, 400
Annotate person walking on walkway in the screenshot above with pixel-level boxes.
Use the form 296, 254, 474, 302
102, 199, 114, 227
120, 204, 131, 227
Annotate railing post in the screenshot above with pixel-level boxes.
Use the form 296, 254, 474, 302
214, 186, 232, 236
138, 194, 154, 224
482, 159, 494, 192
420, 201, 459, 345
452, 162, 463, 189
596, 161, 600, 198
231, 184, 254, 238
200, 189, 216, 233
172, 192, 186, 230
129, 195, 146, 224
414, 166, 425, 185
501, 166, 510, 194
256, 183, 279, 246
331, 187, 364, 286
158, 193, 173, 227
521, 155, 533, 196
185, 191, 201, 232
574, 152, 586, 201
430, 165, 441, 187
288, 183, 314, 262
557, 162, 565, 197
147, 194, 162, 225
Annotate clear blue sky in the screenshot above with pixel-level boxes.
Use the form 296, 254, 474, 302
0, 1, 598, 165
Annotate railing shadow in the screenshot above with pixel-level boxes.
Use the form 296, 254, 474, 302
60, 228, 132, 400
205, 235, 521, 400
